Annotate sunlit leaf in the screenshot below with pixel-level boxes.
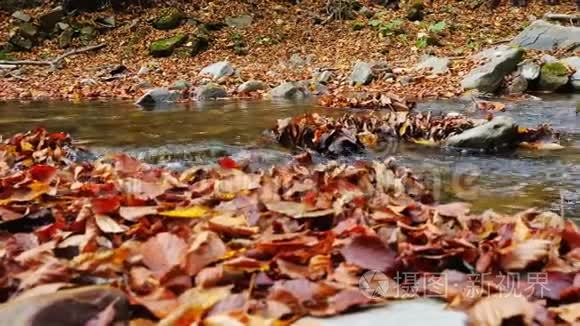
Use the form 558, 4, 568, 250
159, 206, 210, 219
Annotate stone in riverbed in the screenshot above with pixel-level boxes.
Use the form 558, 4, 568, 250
313, 70, 334, 84
416, 55, 450, 75
511, 20, 580, 51
9, 23, 38, 50
561, 56, 580, 90
153, 7, 184, 30
237, 80, 267, 93
170, 80, 192, 90
445, 116, 518, 150
518, 60, 540, 81
349, 61, 374, 85
149, 34, 187, 57
461, 47, 524, 93
195, 83, 228, 100
0, 286, 129, 326
11, 11, 31, 22
225, 15, 253, 28
270, 82, 311, 99
538, 61, 570, 92
200, 61, 235, 79
135, 88, 180, 107
38, 6, 64, 33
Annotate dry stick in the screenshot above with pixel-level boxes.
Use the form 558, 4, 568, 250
543, 13, 580, 21
0, 43, 106, 70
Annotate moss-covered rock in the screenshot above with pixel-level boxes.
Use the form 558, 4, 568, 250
79, 25, 97, 45
539, 61, 570, 91
406, 0, 425, 21
153, 8, 184, 30
149, 34, 187, 57
9, 23, 39, 50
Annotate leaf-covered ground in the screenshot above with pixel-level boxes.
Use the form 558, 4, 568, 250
0, 0, 576, 101
0, 128, 578, 325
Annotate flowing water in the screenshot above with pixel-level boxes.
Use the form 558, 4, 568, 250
0, 96, 578, 219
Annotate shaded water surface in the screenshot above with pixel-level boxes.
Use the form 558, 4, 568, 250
0, 96, 578, 218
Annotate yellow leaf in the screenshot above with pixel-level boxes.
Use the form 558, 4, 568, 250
412, 138, 437, 146
398, 121, 410, 137
159, 206, 210, 218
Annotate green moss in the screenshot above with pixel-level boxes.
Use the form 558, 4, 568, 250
153, 8, 184, 30
149, 34, 187, 57
541, 62, 569, 77
351, 21, 365, 31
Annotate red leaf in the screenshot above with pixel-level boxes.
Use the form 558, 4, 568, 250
218, 157, 239, 169
91, 197, 121, 215
28, 165, 57, 183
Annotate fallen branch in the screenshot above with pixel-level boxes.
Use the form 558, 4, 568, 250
543, 13, 580, 21
0, 43, 106, 70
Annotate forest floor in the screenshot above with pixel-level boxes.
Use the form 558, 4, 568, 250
0, 0, 577, 102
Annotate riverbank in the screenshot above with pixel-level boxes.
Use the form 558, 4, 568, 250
0, 0, 577, 102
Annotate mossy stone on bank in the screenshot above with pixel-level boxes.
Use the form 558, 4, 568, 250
539, 61, 570, 91
149, 34, 187, 57
153, 8, 184, 30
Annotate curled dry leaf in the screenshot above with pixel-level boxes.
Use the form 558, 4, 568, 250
265, 201, 335, 219
119, 206, 158, 222
469, 294, 536, 326
95, 214, 126, 234
183, 231, 227, 276
499, 239, 551, 271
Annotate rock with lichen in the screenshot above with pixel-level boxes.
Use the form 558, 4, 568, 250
153, 8, 184, 30
538, 61, 570, 91
149, 34, 187, 57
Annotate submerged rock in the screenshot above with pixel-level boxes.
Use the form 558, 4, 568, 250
461, 47, 524, 93
539, 61, 570, 91
149, 34, 187, 57
270, 82, 310, 99
0, 286, 129, 326
196, 83, 228, 100
349, 61, 374, 85
153, 7, 184, 30
511, 20, 580, 51
135, 88, 180, 107
238, 80, 267, 93
200, 61, 235, 79
445, 116, 518, 150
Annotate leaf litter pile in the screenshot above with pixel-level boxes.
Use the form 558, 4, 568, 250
0, 128, 578, 325
272, 111, 561, 156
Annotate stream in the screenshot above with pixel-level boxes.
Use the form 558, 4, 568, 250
0, 96, 578, 324
1, 96, 577, 219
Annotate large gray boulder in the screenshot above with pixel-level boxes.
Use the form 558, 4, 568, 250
445, 116, 518, 150
196, 83, 228, 100
349, 61, 374, 85
562, 56, 580, 90
270, 82, 310, 99
0, 286, 129, 326
511, 20, 580, 51
461, 47, 524, 93
200, 61, 235, 79
135, 88, 180, 107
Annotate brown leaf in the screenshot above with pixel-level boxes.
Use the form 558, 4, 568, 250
140, 232, 187, 279
549, 302, 580, 324
265, 201, 334, 219
208, 214, 258, 237
340, 235, 397, 272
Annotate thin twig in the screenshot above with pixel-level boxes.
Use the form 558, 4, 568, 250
0, 43, 106, 70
